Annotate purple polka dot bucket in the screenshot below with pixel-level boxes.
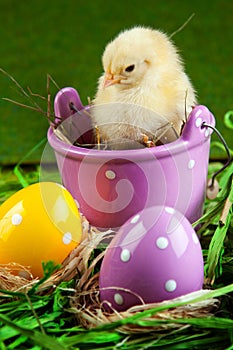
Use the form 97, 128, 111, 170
47, 87, 215, 230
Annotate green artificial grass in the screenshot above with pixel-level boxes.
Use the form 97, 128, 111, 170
0, 0, 233, 163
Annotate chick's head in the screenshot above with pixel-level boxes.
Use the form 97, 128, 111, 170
101, 26, 181, 90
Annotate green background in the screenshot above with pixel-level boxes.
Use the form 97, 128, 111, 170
0, 0, 232, 164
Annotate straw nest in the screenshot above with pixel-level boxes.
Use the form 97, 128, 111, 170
0, 215, 220, 334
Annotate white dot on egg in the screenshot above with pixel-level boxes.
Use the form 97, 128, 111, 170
165, 207, 175, 215
62, 232, 72, 245
165, 279, 177, 292
192, 232, 199, 244
114, 293, 124, 305
156, 237, 169, 250
11, 213, 23, 226
131, 214, 140, 224
53, 196, 69, 223
195, 117, 203, 128
105, 170, 116, 180
120, 249, 131, 262
188, 159, 195, 170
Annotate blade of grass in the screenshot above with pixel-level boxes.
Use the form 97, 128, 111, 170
13, 137, 46, 188
7, 335, 28, 350
224, 111, 233, 130
0, 312, 62, 341
205, 182, 233, 283
141, 333, 229, 350
194, 160, 233, 234
59, 330, 121, 347
0, 313, 67, 350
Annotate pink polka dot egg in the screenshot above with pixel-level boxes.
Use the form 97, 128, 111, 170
99, 205, 204, 311
0, 182, 82, 277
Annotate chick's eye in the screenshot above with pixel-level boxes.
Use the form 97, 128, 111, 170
125, 64, 135, 73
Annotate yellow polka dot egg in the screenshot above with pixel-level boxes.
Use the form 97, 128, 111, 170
0, 182, 82, 277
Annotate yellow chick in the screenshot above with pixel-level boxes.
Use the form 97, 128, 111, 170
92, 26, 197, 147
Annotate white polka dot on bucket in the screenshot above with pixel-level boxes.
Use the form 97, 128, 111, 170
156, 237, 169, 250
62, 232, 72, 245
131, 214, 140, 224
105, 170, 116, 180
165, 279, 177, 292
195, 117, 203, 128
195, 109, 202, 118
120, 249, 131, 262
114, 293, 124, 305
188, 159, 195, 169
165, 207, 175, 215
11, 213, 23, 226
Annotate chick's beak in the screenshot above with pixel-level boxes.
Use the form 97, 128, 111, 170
103, 72, 121, 88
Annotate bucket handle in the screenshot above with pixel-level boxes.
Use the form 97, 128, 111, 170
201, 122, 232, 189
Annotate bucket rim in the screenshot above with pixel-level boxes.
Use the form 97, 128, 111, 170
47, 104, 214, 161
